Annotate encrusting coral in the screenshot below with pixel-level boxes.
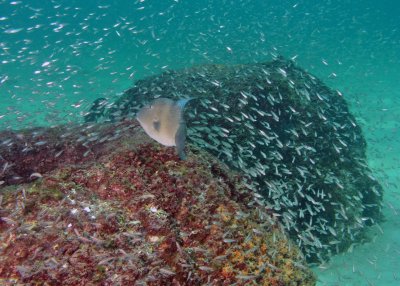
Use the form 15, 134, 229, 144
0, 122, 316, 285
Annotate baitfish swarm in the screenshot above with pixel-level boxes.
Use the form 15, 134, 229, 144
85, 57, 383, 263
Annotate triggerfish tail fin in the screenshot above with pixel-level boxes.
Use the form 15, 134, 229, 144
174, 97, 195, 160
175, 120, 187, 160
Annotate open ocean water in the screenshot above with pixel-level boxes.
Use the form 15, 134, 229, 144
0, 0, 399, 285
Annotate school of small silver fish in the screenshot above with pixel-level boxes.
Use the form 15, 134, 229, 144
85, 58, 383, 263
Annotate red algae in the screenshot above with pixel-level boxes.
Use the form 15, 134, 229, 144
0, 124, 315, 285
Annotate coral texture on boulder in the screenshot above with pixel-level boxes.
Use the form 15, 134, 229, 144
0, 122, 315, 285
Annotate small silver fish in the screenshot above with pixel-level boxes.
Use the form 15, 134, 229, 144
0, 75, 8, 86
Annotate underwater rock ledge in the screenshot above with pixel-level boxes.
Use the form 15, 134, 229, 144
0, 120, 148, 186
0, 125, 316, 285
85, 57, 384, 262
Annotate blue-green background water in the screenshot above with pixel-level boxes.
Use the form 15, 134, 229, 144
1, 1, 399, 285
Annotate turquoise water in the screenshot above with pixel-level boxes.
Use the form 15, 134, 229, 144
1, 0, 399, 285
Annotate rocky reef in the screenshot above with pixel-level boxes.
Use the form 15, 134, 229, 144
85, 57, 384, 262
0, 122, 315, 285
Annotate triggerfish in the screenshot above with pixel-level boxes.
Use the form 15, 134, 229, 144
136, 97, 193, 160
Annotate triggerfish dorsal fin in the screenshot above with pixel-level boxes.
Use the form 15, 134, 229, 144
176, 97, 194, 110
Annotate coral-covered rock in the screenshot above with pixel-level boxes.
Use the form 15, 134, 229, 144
0, 128, 315, 285
0, 120, 147, 186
